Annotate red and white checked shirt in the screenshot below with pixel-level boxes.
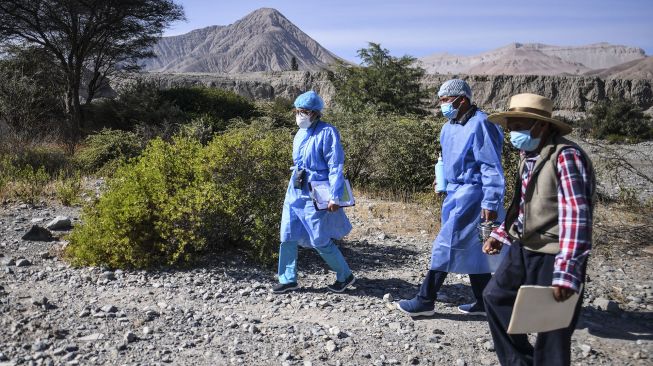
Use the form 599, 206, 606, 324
491, 147, 593, 292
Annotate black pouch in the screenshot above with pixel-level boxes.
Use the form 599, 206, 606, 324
293, 169, 306, 189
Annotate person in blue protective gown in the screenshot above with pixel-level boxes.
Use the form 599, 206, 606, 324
273, 91, 356, 294
396, 79, 507, 317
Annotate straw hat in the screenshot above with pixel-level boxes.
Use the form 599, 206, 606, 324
488, 93, 572, 135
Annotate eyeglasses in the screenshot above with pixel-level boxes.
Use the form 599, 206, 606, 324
294, 109, 312, 115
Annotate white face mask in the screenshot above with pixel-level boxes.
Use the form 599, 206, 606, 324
296, 113, 312, 129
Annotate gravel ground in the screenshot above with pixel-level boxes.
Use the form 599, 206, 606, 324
1, 197, 651, 366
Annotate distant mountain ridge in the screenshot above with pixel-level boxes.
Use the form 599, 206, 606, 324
142, 7, 650, 78
419, 42, 646, 76
142, 8, 341, 73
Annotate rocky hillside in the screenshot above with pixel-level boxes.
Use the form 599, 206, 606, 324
141, 8, 341, 73
419, 43, 646, 76
585, 57, 653, 80
131, 71, 653, 113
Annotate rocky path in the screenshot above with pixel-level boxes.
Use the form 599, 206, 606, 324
1, 199, 652, 366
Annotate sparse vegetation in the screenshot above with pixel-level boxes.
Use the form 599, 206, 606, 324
578, 99, 653, 143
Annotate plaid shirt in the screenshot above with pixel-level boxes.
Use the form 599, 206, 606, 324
491, 147, 593, 292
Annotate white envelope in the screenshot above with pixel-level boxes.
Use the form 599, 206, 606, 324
507, 285, 582, 334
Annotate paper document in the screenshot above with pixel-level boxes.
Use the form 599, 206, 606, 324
507, 285, 582, 334
309, 180, 355, 210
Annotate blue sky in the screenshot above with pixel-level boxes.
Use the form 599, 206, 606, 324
165, 0, 653, 62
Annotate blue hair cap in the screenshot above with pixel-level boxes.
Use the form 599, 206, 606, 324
293, 91, 324, 112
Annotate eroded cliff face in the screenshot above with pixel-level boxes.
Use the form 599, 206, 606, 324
128, 71, 652, 112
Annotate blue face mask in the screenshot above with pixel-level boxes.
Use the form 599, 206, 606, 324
510, 127, 541, 151
440, 96, 462, 119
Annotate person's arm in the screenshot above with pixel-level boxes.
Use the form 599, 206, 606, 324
473, 119, 506, 217
552, 148, 593, 301
323, 126, 346, 211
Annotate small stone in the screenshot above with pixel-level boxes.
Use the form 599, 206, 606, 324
483, 341, 495, 351
21, 225, 54, 241
124, 331, 137, 343
383, 293, 393, 303
15, 258, 32, 267
329, 327, 342, 338
142, 327, 152, 335
580, 344, 592, 357
101, 305, 117, 313
32, 340, 48, 351
593, 298, 620, 313
31, 296, 48, 306
79, 309, 90, 317
325, 340, 337, 352
456, 359, 466, 366
46, 216, 72, 231
1, 257, 15, 266
101, 271, 116, 281
78, 333, 104, 341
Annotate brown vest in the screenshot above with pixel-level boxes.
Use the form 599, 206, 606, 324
504, 135, 596, 254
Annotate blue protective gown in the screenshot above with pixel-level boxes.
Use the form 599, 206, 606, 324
430, 109, 508, 273
280, 120, 352, 248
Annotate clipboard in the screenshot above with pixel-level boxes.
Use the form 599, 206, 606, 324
507, 285, 582, 334
309, 180, 355, 210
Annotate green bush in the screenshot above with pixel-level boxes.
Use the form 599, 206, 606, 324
66, 124, 292, 268
54, 170, 83, 206
159, 86, 255, 126
254, 98, 295, 128
579, 99, 653, 142
84, 79, 186, 131
332, 110, 442, 193
75, 129, 144, 174
203, 123, 292, 263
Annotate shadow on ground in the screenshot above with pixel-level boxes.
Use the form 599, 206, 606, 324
578, 307, 653, 341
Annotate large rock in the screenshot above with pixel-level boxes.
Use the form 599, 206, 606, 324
21, 225, 54, 242
45, 216, 71, 231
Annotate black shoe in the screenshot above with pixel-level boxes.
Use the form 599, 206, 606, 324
272, 282, 298, 294
457, 302, 486, 315
327, 273, 356, 293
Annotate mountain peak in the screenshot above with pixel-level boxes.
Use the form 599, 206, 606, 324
143, 8, 340, 73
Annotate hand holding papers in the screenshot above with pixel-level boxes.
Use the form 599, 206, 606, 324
309, 180, 355, 211
507, 285, 582, 334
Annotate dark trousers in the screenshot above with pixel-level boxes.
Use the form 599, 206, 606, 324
417, 269, 491, 305
483, 242, 585, 366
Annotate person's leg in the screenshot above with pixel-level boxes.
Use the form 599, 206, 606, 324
396, 270, 446, 316
315, 240, 352, 282
483, 244, 534, 366
469, 273, 492, 306
417, 270, 448, 302
277, 241, 298, 284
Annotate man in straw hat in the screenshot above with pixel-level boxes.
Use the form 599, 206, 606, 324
483, 93, 596, 365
